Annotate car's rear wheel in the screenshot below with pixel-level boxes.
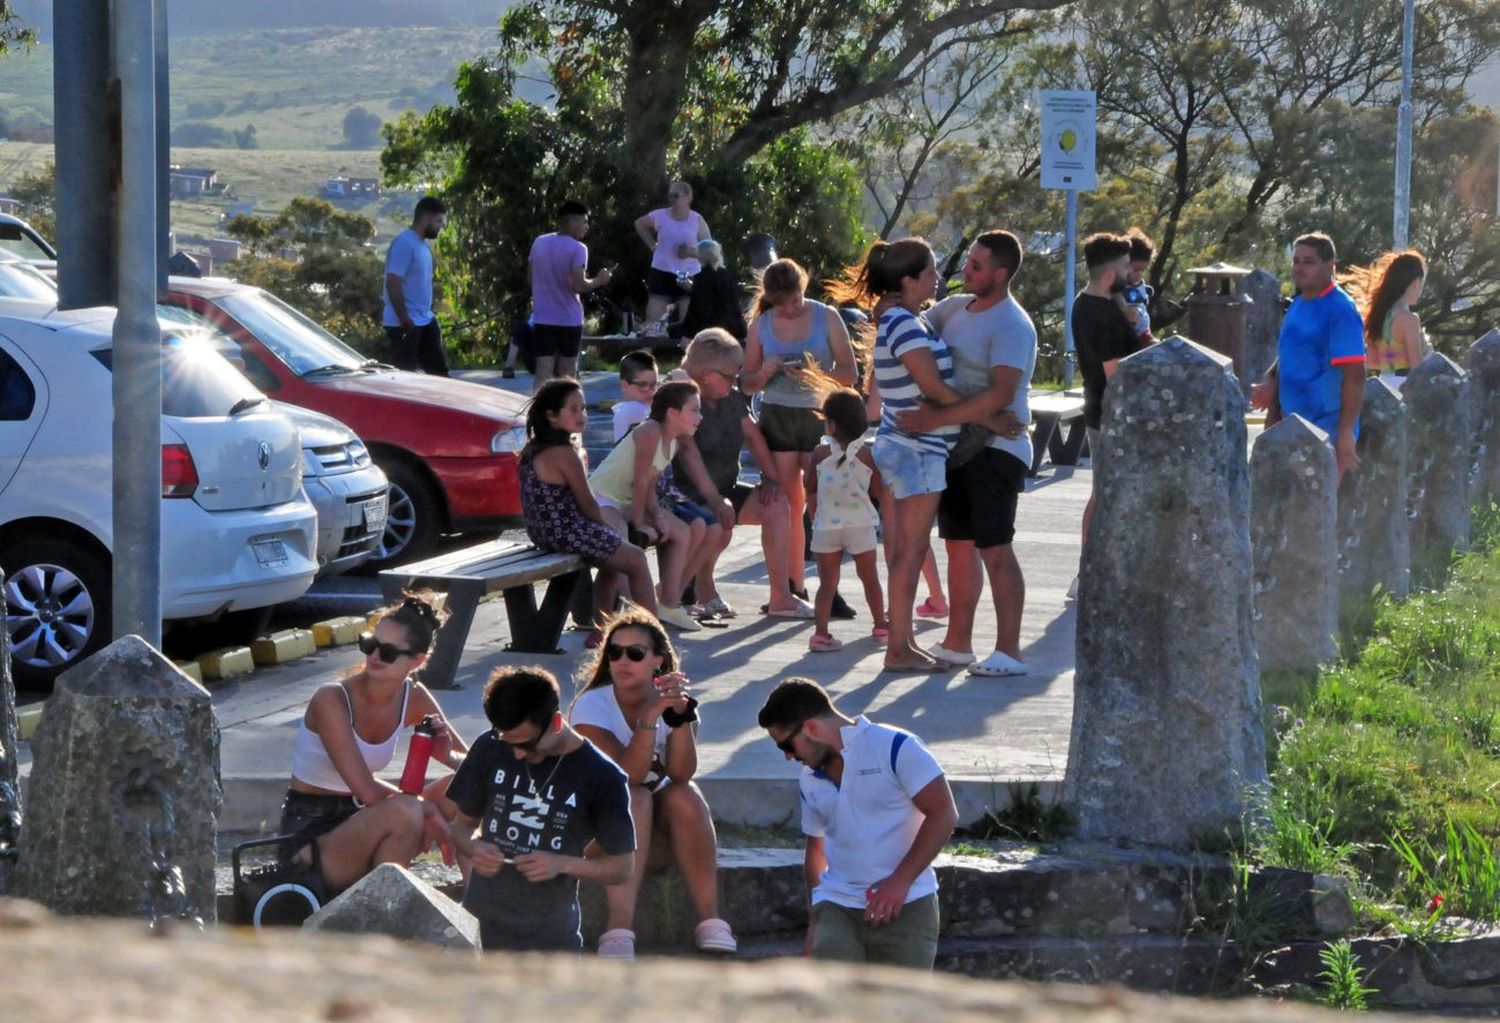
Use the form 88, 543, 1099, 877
366, 458, 439, 570
1, 537, 111, 692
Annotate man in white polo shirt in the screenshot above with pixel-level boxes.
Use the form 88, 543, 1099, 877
757, 678, 958, 967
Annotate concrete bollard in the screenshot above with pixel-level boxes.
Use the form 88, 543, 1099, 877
1404, 353, 1471, 587
1251, 415, 1338, 675
1466, 328, 1500, 509
15, 635, 222, 923
1338, 377, 1411, 611
1242, 269, 1283, 400
0, 586, 18, 897
1067, 337, 1266, 849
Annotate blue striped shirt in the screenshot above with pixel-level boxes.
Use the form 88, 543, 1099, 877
875, 306, 959, 455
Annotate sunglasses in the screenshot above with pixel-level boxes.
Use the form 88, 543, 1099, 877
776, 720, 806, 755
626, 377, 659, 390
357, 632, 421, 663
606, 642, 652, 663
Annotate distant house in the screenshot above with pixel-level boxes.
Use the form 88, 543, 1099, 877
224, 201, 254, 222
169, 173, 205, 199
169, 165, 218, 200
205, 238, 242, 265
172, 166, 218, 189
322, 176, 380, 199
0, 196, 19, 216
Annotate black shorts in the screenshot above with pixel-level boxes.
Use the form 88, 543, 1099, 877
648, 268, 692, 301
759, 404, 824, 453
276, 790, 360, 862
937, 448, 1027, 548
531, 323, 584, 359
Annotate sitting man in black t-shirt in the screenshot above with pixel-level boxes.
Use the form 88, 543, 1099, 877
447, 666, 636, 952
1071, 232, 1150, 589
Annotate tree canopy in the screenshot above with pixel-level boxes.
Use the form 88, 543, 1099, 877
383, 0, 1068, 358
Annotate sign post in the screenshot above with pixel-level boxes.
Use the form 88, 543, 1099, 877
1040, 89, 1097, 387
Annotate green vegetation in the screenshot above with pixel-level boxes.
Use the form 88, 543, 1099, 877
1316, 940, 1378, 1011
967, 782, 1074, 843
1251, 507, 1500, 932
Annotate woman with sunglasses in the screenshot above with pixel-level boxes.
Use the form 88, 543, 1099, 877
569, 606, 736, 959
279, 592, 469, 893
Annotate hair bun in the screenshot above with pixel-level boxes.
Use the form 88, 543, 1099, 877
400, 591, 449, 628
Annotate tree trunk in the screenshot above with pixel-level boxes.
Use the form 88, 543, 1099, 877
617, 5, 710, 212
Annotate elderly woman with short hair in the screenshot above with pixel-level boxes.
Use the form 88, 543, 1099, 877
678, 239, 749, 342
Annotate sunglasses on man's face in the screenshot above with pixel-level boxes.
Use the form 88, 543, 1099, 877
358, 632, 421, 664
606, 642, 652, 663
775, 720, 806, 756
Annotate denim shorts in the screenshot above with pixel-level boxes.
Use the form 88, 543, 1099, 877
671, 499, 718, 526
277, 790, 360, 861
872, 437, 949, 500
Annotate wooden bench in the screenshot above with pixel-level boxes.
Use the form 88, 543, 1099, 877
378, 539, 586, 690
1028, 390, 1089, 476
584, 332, 685, 356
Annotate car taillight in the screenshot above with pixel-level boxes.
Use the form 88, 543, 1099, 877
162, 444, 199, 498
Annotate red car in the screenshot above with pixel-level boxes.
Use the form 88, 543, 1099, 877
163, 278, 528, 568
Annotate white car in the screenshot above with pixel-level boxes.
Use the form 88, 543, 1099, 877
0, 297, 319, 689
155, 303, 389, 576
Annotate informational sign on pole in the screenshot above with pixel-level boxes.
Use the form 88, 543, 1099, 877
1039, 89, 1097, 386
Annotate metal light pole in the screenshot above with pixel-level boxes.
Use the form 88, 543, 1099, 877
1392, 0, 1415, 249
1063, 190, 1077, 387
111, 0, 163, 645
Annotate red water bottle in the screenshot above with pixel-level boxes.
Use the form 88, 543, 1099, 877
399, 716, 436, 795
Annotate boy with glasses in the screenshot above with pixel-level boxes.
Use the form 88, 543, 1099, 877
446, 666, 636, 952
757, 678, 957, 967
612, 349, 661, 442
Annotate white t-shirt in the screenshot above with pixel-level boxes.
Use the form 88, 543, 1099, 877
612, 400, 651, 444
928, 293, 1038, 468
799, 716, 946, 910
648, 208, 707, 275
570, 686, 671, 786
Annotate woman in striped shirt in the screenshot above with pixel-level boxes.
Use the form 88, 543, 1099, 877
838, 238, 961, 672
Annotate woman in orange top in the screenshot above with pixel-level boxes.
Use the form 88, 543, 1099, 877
1358, 250, 1429, 380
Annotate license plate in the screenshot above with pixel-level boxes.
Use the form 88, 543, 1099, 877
362, 498, 387, 535
251, 538, 288, 568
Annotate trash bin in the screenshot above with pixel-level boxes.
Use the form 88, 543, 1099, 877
1185, 262, 1253, 390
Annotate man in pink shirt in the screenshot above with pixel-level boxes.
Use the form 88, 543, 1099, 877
529, 200, 612, 390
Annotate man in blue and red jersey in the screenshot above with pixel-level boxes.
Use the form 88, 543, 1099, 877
1253, 232, 1366, 479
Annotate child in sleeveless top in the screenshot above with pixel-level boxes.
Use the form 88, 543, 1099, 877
519, 378, 657, 644
588, 380, 711, 633
805, 388, 887, 651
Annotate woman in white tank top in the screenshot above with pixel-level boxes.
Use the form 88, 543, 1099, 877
280, 593, 469, 893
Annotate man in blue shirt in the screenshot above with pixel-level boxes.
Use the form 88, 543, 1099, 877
382, 195, 448, 376
1254, 232, 1366, 478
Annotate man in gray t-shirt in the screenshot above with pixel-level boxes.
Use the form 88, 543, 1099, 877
896, 231, 1036, 678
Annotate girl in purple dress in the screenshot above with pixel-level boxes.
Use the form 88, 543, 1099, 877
520, 378, 657, 645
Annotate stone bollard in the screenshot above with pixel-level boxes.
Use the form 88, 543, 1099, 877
1466, 328, 1500, 508
1241, 269, 1283, 399
1404, 353, 1471, 587
1251, 415, 1338, 675
1337, 378, 1410, 611
1067, 337, 1266, 848
0, 588, 18, 897
15, 635, 222, 923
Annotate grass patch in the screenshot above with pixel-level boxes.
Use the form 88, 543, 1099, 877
965, 783, 1074, 843
1255, 522, 1500, 920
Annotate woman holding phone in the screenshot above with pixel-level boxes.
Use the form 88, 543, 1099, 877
570, 605, 735, 959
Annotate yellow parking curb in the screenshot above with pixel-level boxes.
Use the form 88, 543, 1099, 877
250, 628, 318, 665
174, 660, 204, 685
199, 646, 255, 680
313, 616, 367, 648
17, 703, 43, 741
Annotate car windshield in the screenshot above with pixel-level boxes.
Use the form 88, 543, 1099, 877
214, 289, 369, 376
93, 332, 266, 418
0, 223, 54, 261
0, 261, 58, 301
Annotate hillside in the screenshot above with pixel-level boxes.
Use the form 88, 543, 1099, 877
7, 0, 504, 35
0, 26, 512, 150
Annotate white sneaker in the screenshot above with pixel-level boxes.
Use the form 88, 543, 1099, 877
657, 604, 704, 632
927, 644, 975, 667
1066, 575, 1079, 600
